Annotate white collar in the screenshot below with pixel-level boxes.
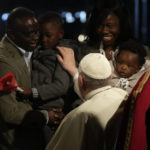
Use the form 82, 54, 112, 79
85, 85, 112, 100
99, 42, 119, 58
6, 34, 32, 56
99, 42, 106, 56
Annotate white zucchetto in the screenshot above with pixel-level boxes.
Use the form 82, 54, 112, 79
79, 53, 112, 79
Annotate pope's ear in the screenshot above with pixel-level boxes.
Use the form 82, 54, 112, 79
78, 74, 83, 86
79, 74, 86, 90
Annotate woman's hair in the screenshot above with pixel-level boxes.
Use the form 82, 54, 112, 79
86, 0, 133, 47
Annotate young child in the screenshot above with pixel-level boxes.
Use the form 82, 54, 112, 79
38, 11, 78, 58
31, 11, 79, 130
110, 39, 150, 94
39, 11, 64, 49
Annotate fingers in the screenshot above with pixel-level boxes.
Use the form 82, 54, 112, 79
56, 46, 77, 76
56, 46, 74, 56
56, 54, 63, 65
56, 46, 64, 55
56, 46, 67, 57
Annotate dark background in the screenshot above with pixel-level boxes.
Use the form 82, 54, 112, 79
0, 0, 149, 46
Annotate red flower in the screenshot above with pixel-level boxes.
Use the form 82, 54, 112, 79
0, 72, 18, 92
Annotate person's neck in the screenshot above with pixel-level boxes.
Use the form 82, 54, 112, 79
82, 84, 108, 99
103, 45, 116, 51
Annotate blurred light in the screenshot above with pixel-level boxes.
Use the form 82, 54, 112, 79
61, 11, 67, 18
65, 12, 75, 23
75, 11, 87, 23
78, 34, 87, 42
61, 11, 87, 23
1, 13, 9, 21
79, 11, 86, 23
75, 12, 80, 18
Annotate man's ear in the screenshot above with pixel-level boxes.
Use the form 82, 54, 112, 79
110, 73, 114, 79
7, 29, 15, 40
79, 74, 86, 90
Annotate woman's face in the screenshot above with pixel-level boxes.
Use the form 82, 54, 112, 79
97, 13, 120, 47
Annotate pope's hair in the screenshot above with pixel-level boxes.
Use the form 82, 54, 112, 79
79, 71, 110, 90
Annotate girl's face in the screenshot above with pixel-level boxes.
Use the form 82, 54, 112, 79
97, 13, 120, 47
116, 50, 140, 78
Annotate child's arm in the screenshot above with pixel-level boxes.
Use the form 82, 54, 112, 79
36, 60, 71, 101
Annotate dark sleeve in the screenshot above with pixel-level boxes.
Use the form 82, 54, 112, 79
0, 56, 47, 127
0, 58, 33, 125
35, 58, 72, 101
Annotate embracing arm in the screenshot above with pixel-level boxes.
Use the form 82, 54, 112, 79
20, 47, 79, 101
0, 59, 48, 126
0, 61, 33, 125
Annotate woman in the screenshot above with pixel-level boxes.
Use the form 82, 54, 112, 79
77, 2, 133, 61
